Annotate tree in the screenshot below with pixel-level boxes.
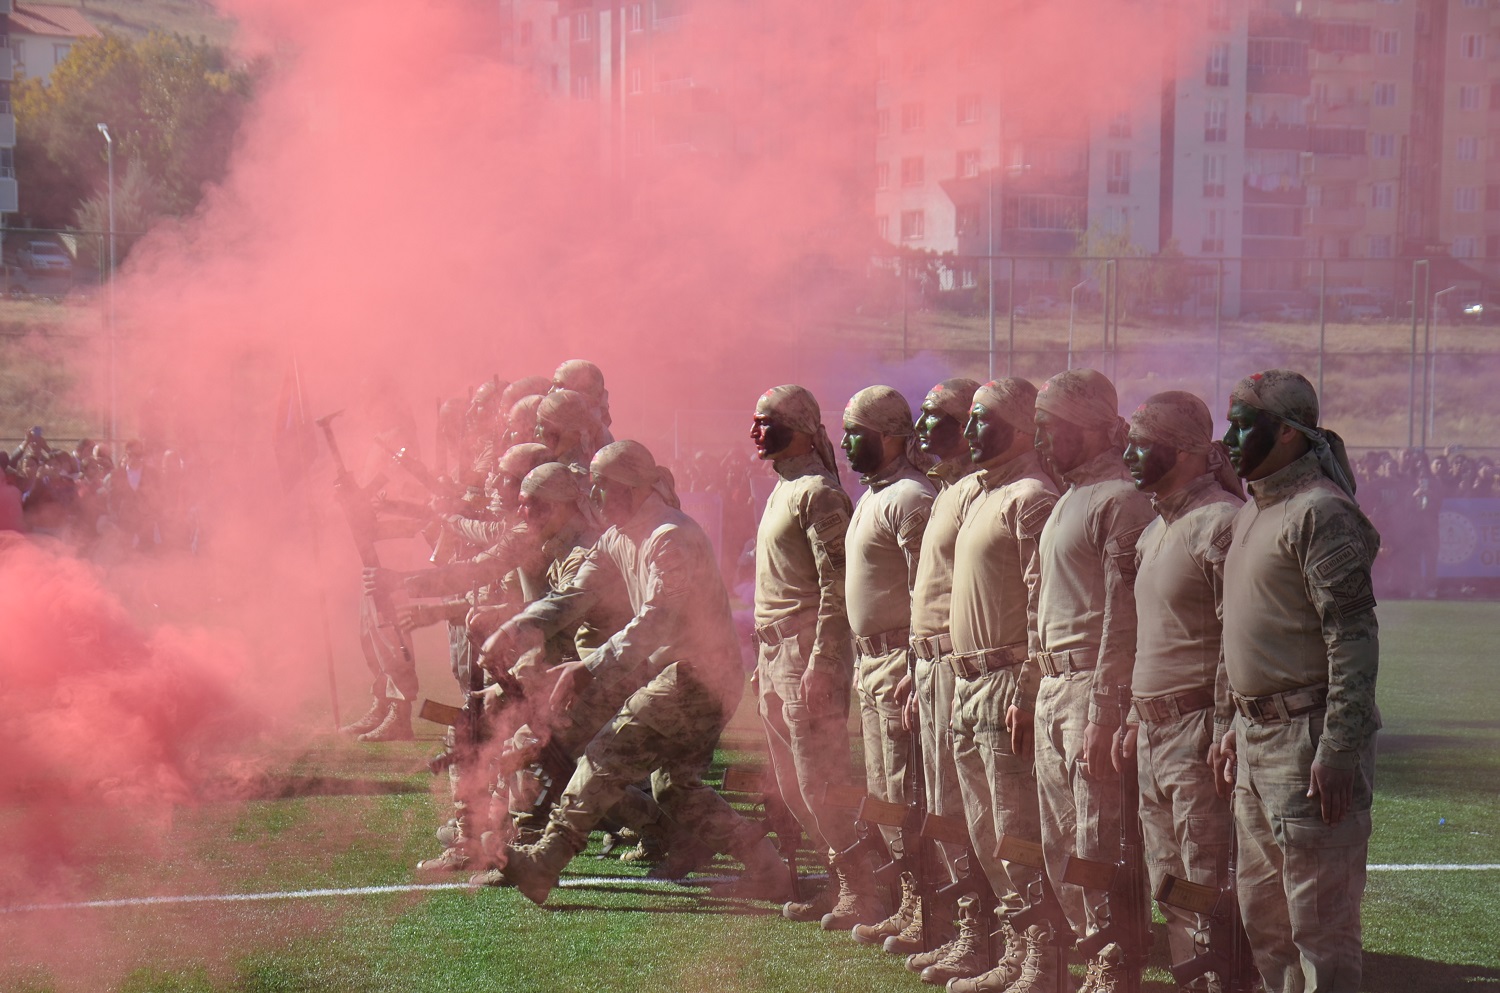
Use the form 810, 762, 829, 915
13, 32, 254, 247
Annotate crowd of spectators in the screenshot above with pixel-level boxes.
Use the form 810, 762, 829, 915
1354, 446, 1500, 598
0, 427, 199, 554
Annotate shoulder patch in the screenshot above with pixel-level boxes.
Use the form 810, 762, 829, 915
1210, 521, 1234, 554
812, 511, 848, 540
1326, 570, 1377, 619
1017, 498, 1055, 539
898, 510, 929, 545
1310, 543, 1361, 582
1111, 522, 1149, 553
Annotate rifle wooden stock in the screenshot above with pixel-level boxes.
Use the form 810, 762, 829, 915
857, 796, 909, 828
919, 811, 973, 848
417, 699, 463, 727
820, 782, 869, 810
1154, 874, 1223, 917
721, 765, 765, 795
996, 834, 1047, 869
1062, 853, 1121, 891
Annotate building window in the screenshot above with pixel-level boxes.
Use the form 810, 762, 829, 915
956, 203, 981, 236
572, 73, 593, 99
1456, 187, 1480, 213
1015, 195, 1082, 230
878, 216, 890, 241
901, 210, 926, 241
1462, 33, 1484, 60
1107, 112, 1131, 139
1454, 236, 1478, 258
1203, 154, 1226, 198
1488, 185, 1500, 211
1460, 85, 1482, 111
575, 12, 591, 41
628, 67, 643, 95
901, 156, 925, 186
901, 103, 925, 132
1107, 150, 1131, 195
1369, 234, 1393, 257
53, 43, 72, 66
1371, 133, 1396, 158
1206, 42, 1230, 86
1458, 135, 1479, 161
961, 268, 978, 289
1204, 98, 1227, 142
957, 148, 981, 179
1207, 0, 1230, 30
1372, 82, 1397, 107
1202, 209, 1225, 253
876, 162, 890, 191
1372, 183, 1395, 209
629, 4, 644, 31
1375, 29, 1399, 56
957, 93, 981, 125
877, 109, 890, 137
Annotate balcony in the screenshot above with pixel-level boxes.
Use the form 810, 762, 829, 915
1309, 101, 1370, 128
1246, 122, 1311, 150
0, 46, 10, 82
1244, 177, 1306, 204
1305, 204, 1367, 229
0, 177, 16, 215
0, 114, 13, 148
1248, 67, 1311, 95
1302, 155, 1369, 181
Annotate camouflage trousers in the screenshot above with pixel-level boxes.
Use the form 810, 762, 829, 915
1234, 710, 1375, 993
857, 646, 913, 857
1035, 670, 1128, 938
915, 651, 964, 882
951, 664, 1042, 914
358, 593, 418, 702
756, 625, 859, 854
1135, 707, 1233, 979
550, 662, 758, 855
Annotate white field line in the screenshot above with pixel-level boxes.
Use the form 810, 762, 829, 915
4, 864, 1497, 914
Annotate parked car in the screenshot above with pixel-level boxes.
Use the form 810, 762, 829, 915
17, 241, 72, 273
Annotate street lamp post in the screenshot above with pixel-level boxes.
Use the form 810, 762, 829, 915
97, 123, 116, 446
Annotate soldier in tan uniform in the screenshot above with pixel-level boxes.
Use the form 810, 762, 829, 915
750, 384, 879, 929
936, 378, 1061, 992
475, 441, 788, 904
1115, 392, 1245, 991
1032, 369, 1157, 991
837, 385, 935, 945
863, 377, 981, 958
535, 389, 605, 469
1214, 371, 1379, 993
551, 359, 616, 447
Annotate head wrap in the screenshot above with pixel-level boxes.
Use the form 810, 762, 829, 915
845, 385, 926, 469
553, 359, 611, 428
591, 440, 681, 510
923, 378, 981, 425
497, 443, 554, 482
1037, 368, 1127, 449
1230, 369, 1356, 496
537, 389, 601, 443
1130, 391, 1242, 497
509, 393, 543, 438
757, 384, 839, 475
520, 461, 581, 503
500, 376, 551, 413
973, 378, 1038, 434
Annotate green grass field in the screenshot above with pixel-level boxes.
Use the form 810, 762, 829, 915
2, 599, 1497, 993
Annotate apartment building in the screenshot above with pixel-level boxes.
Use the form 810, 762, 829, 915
0, 0, 14, 217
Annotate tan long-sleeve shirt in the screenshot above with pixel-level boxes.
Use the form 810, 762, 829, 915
909, 458, 982, 644
846, 457, 934, 638
754, 452, 854, 677
1036, 449, 1157, 727
1222, 451, 1381, 770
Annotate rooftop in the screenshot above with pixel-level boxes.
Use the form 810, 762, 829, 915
9, 2, 104, 39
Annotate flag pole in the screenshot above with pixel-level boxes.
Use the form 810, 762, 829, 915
296, 359, 343, 730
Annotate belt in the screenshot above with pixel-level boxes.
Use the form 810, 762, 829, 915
1036, 648, 1097, 678
1132, 688, 1215, 724
1233, 684, 1329, 725
854, 628, 910, 657
911, 632, 953, 661
753, 613, 814, 648
947, 644, 1027, 680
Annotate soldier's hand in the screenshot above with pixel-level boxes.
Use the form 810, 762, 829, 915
800, 667, 840, 719
1112, 723, 1138, 773
1208, 730, 1237, 800
549, 660, 593, 712
1082, 721, 1114, 782
895, 672, 914, 731
479, 619, 539, 673
1308, 760, 1355, 826
466, 605, 506, 639
396, 603, 433, 633
1005, 705, 1033, 760
363, 567, 399, 597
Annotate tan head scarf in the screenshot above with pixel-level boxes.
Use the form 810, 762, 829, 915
1230, 369, 1356, 496
537, 389, 602, 448
497, 442, 554, 482
973, 378, 1038, 433
591, 440, 681, 510
1037, 368, 1128, 449
1130, 391, 1242, 497
757, 384, 840, 475
845, 385, 926, 469
553, 359, 611, 428
923, 378, 981, 425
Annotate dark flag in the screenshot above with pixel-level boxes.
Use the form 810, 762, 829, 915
273, 360, 318, 488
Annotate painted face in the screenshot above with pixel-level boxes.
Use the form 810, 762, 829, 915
496, 473, 526, 510
750, 412, 795, 460
517, 490, 553, 533
1124, 431, 1177, 492
841, 422, 885, 475
1033, 408, 1087, 475
534, 419, 564, 453
917, 401, 966, 459
1223, 399, 1280, 480
964, 403, 1015, 465
589, 473, 636, 527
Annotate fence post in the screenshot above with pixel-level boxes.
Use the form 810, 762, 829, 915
1317, 258, 1327, 398
1409, 259, 1430, 450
